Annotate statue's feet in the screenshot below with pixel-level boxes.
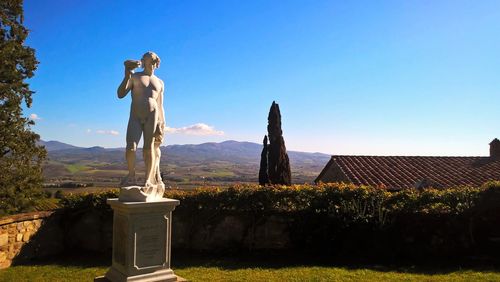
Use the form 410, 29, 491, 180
156, 182, 165, 198
119, 186, 148, 202
143, 180, 155, 194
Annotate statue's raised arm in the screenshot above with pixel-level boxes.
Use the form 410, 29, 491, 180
117, 60, 140, 98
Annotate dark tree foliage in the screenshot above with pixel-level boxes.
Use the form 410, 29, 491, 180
258, 135, 269, 185
0, 0, 46, 215
267, 101, 291, 185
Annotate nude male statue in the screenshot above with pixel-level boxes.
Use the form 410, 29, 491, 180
117, 51, 165, 199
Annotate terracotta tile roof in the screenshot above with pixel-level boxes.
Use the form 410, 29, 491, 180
315, 156, 500, 189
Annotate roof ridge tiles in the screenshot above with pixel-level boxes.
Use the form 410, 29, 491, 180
331, 155, 488, 158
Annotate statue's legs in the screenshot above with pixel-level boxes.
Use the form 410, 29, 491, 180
154, 140, 162, 183
122, 117, 142, 185
153, 139, 165, 198
143, 111, 158, 188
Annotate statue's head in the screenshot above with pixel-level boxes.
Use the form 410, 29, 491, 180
141, 51, 161, 69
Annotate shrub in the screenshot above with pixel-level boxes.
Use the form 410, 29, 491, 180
57, 182, 500, 261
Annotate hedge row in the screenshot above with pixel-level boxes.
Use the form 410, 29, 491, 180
61, 182, 488, 214
60, 182, 500, 262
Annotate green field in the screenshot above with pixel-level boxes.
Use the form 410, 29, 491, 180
1, 256, 499, 282
64, 164, 90, 174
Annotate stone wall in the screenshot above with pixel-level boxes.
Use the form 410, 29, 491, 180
0, 211, 64, 269
172, 214, 292, 252
60, 208, 293, 254
4, 201, 499, 268
0, 208, 295, 269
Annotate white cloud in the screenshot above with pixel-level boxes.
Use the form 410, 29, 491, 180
96, 130, 119, 136
165, 123, 224, 136
29, 113, 41, 120
86, 129, 92, 134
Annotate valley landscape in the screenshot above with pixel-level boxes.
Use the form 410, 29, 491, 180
40, 140, 330, 190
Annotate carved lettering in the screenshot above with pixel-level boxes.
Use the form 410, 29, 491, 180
134, 217, 167, 268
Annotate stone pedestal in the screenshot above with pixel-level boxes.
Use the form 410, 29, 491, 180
104, 198, 180, 282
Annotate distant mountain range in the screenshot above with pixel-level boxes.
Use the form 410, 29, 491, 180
40, 140, 80, 151
38, 140, 331, 186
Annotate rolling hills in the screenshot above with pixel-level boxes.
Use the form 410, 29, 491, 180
39, 140, 330, 187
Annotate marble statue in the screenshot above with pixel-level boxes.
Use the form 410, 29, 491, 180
117, 51, 166, 202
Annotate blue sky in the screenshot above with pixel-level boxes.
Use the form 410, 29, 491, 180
24, 0, 499, 156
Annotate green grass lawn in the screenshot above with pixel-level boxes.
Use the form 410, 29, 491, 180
0, 255, 499, 282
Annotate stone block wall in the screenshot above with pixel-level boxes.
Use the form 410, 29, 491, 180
0, 211, 63, 269
172, 214, 292, 252
0, 208, 296, 269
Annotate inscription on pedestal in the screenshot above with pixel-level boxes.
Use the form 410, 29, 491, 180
134, 216, 168, 269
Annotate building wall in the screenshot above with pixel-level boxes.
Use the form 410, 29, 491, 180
316, 162, 349, 183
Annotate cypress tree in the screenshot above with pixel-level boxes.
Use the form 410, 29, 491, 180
267, 101, 291, 185
258, 135, 269, 185
0, 0, 46, 214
